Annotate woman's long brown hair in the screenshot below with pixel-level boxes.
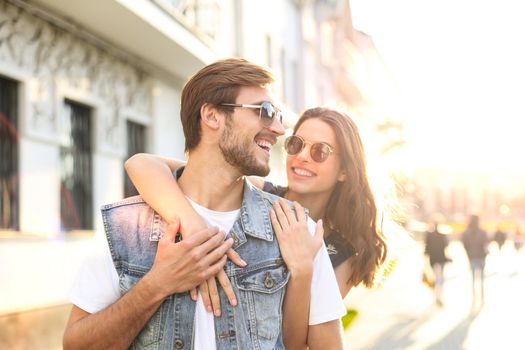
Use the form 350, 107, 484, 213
293, 108, 387, 287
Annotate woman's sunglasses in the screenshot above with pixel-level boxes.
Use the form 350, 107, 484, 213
284, 135, 335, 163
220, 101, 282, 127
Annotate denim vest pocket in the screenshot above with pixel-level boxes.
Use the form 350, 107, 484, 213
236, 262, 290, 343
120, 268, 166, 349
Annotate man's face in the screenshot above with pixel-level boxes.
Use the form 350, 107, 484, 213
219, 86, 285, 176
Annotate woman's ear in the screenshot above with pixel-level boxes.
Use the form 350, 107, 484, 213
200, 103, 220, 130
337, 171, 346, 182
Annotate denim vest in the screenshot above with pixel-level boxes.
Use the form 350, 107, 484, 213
101, 179, 291, 350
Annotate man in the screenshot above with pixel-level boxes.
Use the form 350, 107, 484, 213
424, 220, 449, 306
63, 58, 345, 349
493, 225, 507, 251
462, 214, 489, 305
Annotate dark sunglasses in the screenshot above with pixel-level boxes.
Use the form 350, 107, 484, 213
220, 101, 283, 127
284, 135, 335, 163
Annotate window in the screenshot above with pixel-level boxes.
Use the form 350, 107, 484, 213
60, 100, 93, 231
124, 120, 146, 197
0, 76, 19, 230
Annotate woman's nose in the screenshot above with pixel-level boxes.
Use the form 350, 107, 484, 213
295, 144, 312, 162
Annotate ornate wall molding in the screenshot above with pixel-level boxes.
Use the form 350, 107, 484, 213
0, 0, 153, 151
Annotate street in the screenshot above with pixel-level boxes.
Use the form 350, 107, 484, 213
344, 238, 525, 350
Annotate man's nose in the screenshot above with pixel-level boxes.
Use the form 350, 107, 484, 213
267, 117, 285, 136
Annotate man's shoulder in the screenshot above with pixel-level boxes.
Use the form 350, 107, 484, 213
248, 183, 310, 215
257, 186, 284, 203
260, 180, 287, 197
101, 196, 167, 243
100, 195, 159, 232
100, 195, 149, 212
245, 179, 285, 205
248, 184, 314, 229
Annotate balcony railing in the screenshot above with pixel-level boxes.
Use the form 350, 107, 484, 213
151, 0, 221, 45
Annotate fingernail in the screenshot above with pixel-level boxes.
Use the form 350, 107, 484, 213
207, 305, 212, 312
214, 309, 221, 317
240, 259, 247, 267
232, 299, 237, 306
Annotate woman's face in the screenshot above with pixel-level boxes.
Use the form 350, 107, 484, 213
286, 118, 346, 197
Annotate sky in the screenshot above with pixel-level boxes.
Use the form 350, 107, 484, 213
350, 0, 525, 180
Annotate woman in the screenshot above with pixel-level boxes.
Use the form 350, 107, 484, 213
125, 107, 387, 347
461, 214, 489, 305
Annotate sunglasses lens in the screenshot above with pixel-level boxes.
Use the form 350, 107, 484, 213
311, 143, 331, 162
284, 136, 303, 155
260, 102, 281, 126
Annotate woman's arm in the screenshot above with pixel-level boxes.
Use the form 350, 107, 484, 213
125, 154, 264, 232
125, 153, 205, 234
270, 199, 324, 349
333, 258, 355, 297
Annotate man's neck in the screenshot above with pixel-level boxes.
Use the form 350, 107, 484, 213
178, 151, 245, 212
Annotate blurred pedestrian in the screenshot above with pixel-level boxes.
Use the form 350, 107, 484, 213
461, 214, 489, 305
424, 218, 449, 306
493, 225, 507, 251
511, 225, 523, 275
513, 226, 523, 250
491, 224, 509, 274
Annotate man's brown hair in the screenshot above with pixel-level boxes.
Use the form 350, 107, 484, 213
180, 58, 275, 151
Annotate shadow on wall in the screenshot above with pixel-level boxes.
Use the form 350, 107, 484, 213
0, 304, 70, 350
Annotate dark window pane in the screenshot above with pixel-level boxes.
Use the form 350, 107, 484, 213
60, 100, 92, 231
0, 76, 19, 230
124, 121, 146, 197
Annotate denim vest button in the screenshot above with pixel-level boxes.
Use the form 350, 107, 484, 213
264, 272, 275, 288
174, 339, 184, 349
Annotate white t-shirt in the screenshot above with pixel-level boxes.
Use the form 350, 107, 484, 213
69, 200, 345, 349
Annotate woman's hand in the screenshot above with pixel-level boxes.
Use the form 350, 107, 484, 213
270, 199, 324, 274
183, 229, 246, 317
192, 248, 246, 317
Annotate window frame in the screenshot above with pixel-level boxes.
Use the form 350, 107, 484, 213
124, 119, 147, 198
59, 99, 94, 232
0, 75, 20, 231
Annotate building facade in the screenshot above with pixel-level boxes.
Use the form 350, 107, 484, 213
0, 0, 394, 347
0, 0, 305, 347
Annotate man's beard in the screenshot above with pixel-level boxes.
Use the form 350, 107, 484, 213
219, 118, 270, 177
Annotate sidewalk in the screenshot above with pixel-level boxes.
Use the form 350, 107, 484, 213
343, 240, 525, 350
